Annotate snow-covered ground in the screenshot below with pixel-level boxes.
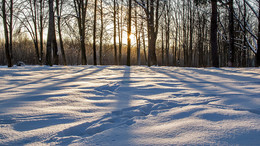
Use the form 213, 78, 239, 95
0, 66, 259, 145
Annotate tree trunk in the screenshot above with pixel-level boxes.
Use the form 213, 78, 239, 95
242, 0, 247, 67
2, 0, 13, 67
127, 0, 132, 66
229, 0, 235, 67
93, 0, 97, 65
39, 0, 44, 64
99, 0, 103, 65
113, 0, 118, 65
189, 0, 193, 66
46, 0, 55, 66
53, 31, 59, 65
161, 25, 164, 66
74, 0, 88, 65
9, 0, 14, 63
118, 0, 122, 65
165, 2, 170, 66
135, 6, 140, 65
211, 0, 219, 67
56, 0, 66, 65
142, 20, 147, 64
147, 0, 158, 66
256, 0, 260, 66
31, 0, 40, 63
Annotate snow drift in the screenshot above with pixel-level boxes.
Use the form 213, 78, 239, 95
0, 66, 259, 145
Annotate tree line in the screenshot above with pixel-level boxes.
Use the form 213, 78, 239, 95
1, 0, 260, 67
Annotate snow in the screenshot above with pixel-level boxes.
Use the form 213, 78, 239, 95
0, 65, 259, 145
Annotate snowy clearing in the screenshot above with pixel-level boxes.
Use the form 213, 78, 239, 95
0, 66, 260, 145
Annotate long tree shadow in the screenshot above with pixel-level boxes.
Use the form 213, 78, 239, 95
151, 67, 255, 96
184, 68, 260, 83
0, 67, 88, 94
0, 66, 106, 114
150, 67, 260, 115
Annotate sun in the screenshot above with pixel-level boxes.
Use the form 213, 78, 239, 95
121, 33, 136, 45
129, 34, 135, 41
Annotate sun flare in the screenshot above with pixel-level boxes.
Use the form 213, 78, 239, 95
129, 34, 135, 40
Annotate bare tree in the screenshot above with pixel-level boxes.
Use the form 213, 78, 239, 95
118, 0, 123, 65
229, 0, 235, 66
113, 0, 118, 65
2, 0, 13, 67
211, 0, 219, 67
99, 0, 104, 65
93, 0, 97, 65
73, 0, 88, 65
134, 0, 161, 66
46, 0, 58, 66
56, 0, 67, 65
256, 0, 260, 66
127, 0, 132, 66
135, 5, 141, 65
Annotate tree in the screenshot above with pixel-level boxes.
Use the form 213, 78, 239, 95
93, 0, 97, 65
135, 5, 141, 65
28, 0, 40, 63
99, 0, 104, 65
118, 0, 123, 65
211, 0, 219, 67
2, 0, 13, 67
134, 0, 161, 66
256, 0, 260, 66
46, 0, 58, 66
229, 0, 235, 67
56, 0, 67, 65
73, 0, 88, 65
165, 1, 170, 66
127, 0, 132, 66
39, 0, 46, 64
113, 0, 118, 65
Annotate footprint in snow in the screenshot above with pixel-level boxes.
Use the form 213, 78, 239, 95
94, 83, 120, 94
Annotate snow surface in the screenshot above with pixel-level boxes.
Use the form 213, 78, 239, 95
0, 66, 260, 145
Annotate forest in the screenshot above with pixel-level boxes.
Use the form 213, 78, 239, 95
1, 0, 260, 67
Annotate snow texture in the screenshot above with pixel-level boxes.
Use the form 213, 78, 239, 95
0, 66, 259, 145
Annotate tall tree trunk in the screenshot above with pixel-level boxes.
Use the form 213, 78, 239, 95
242, 0, 247, 67
256, 0, 260, 66
161, 25, 164, 66
135, 6, 140, 65
174, 20, 178, 66
9, 0, 14, 63
30, 0, 40, 63
147, 0, 158, 66
189, 0, 193, 66
2, 0, 12, 67
39, 0, 44, 64
56, 0, 67, 65
229, 0, 235, 67
113, 0, 118, 65
93, 0, 97, 65
82, 0, 88, 65
211, 0, 219, 67
53, 31, 59, 65
165, 2, 170, 66
99, 0, 103, 65
118, 0, 122, 65
74, 0, 88, 65
46, 0, 55, 66
127, 0, 132, 66
142, 20, 147, 64
182, 0, 187, 66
